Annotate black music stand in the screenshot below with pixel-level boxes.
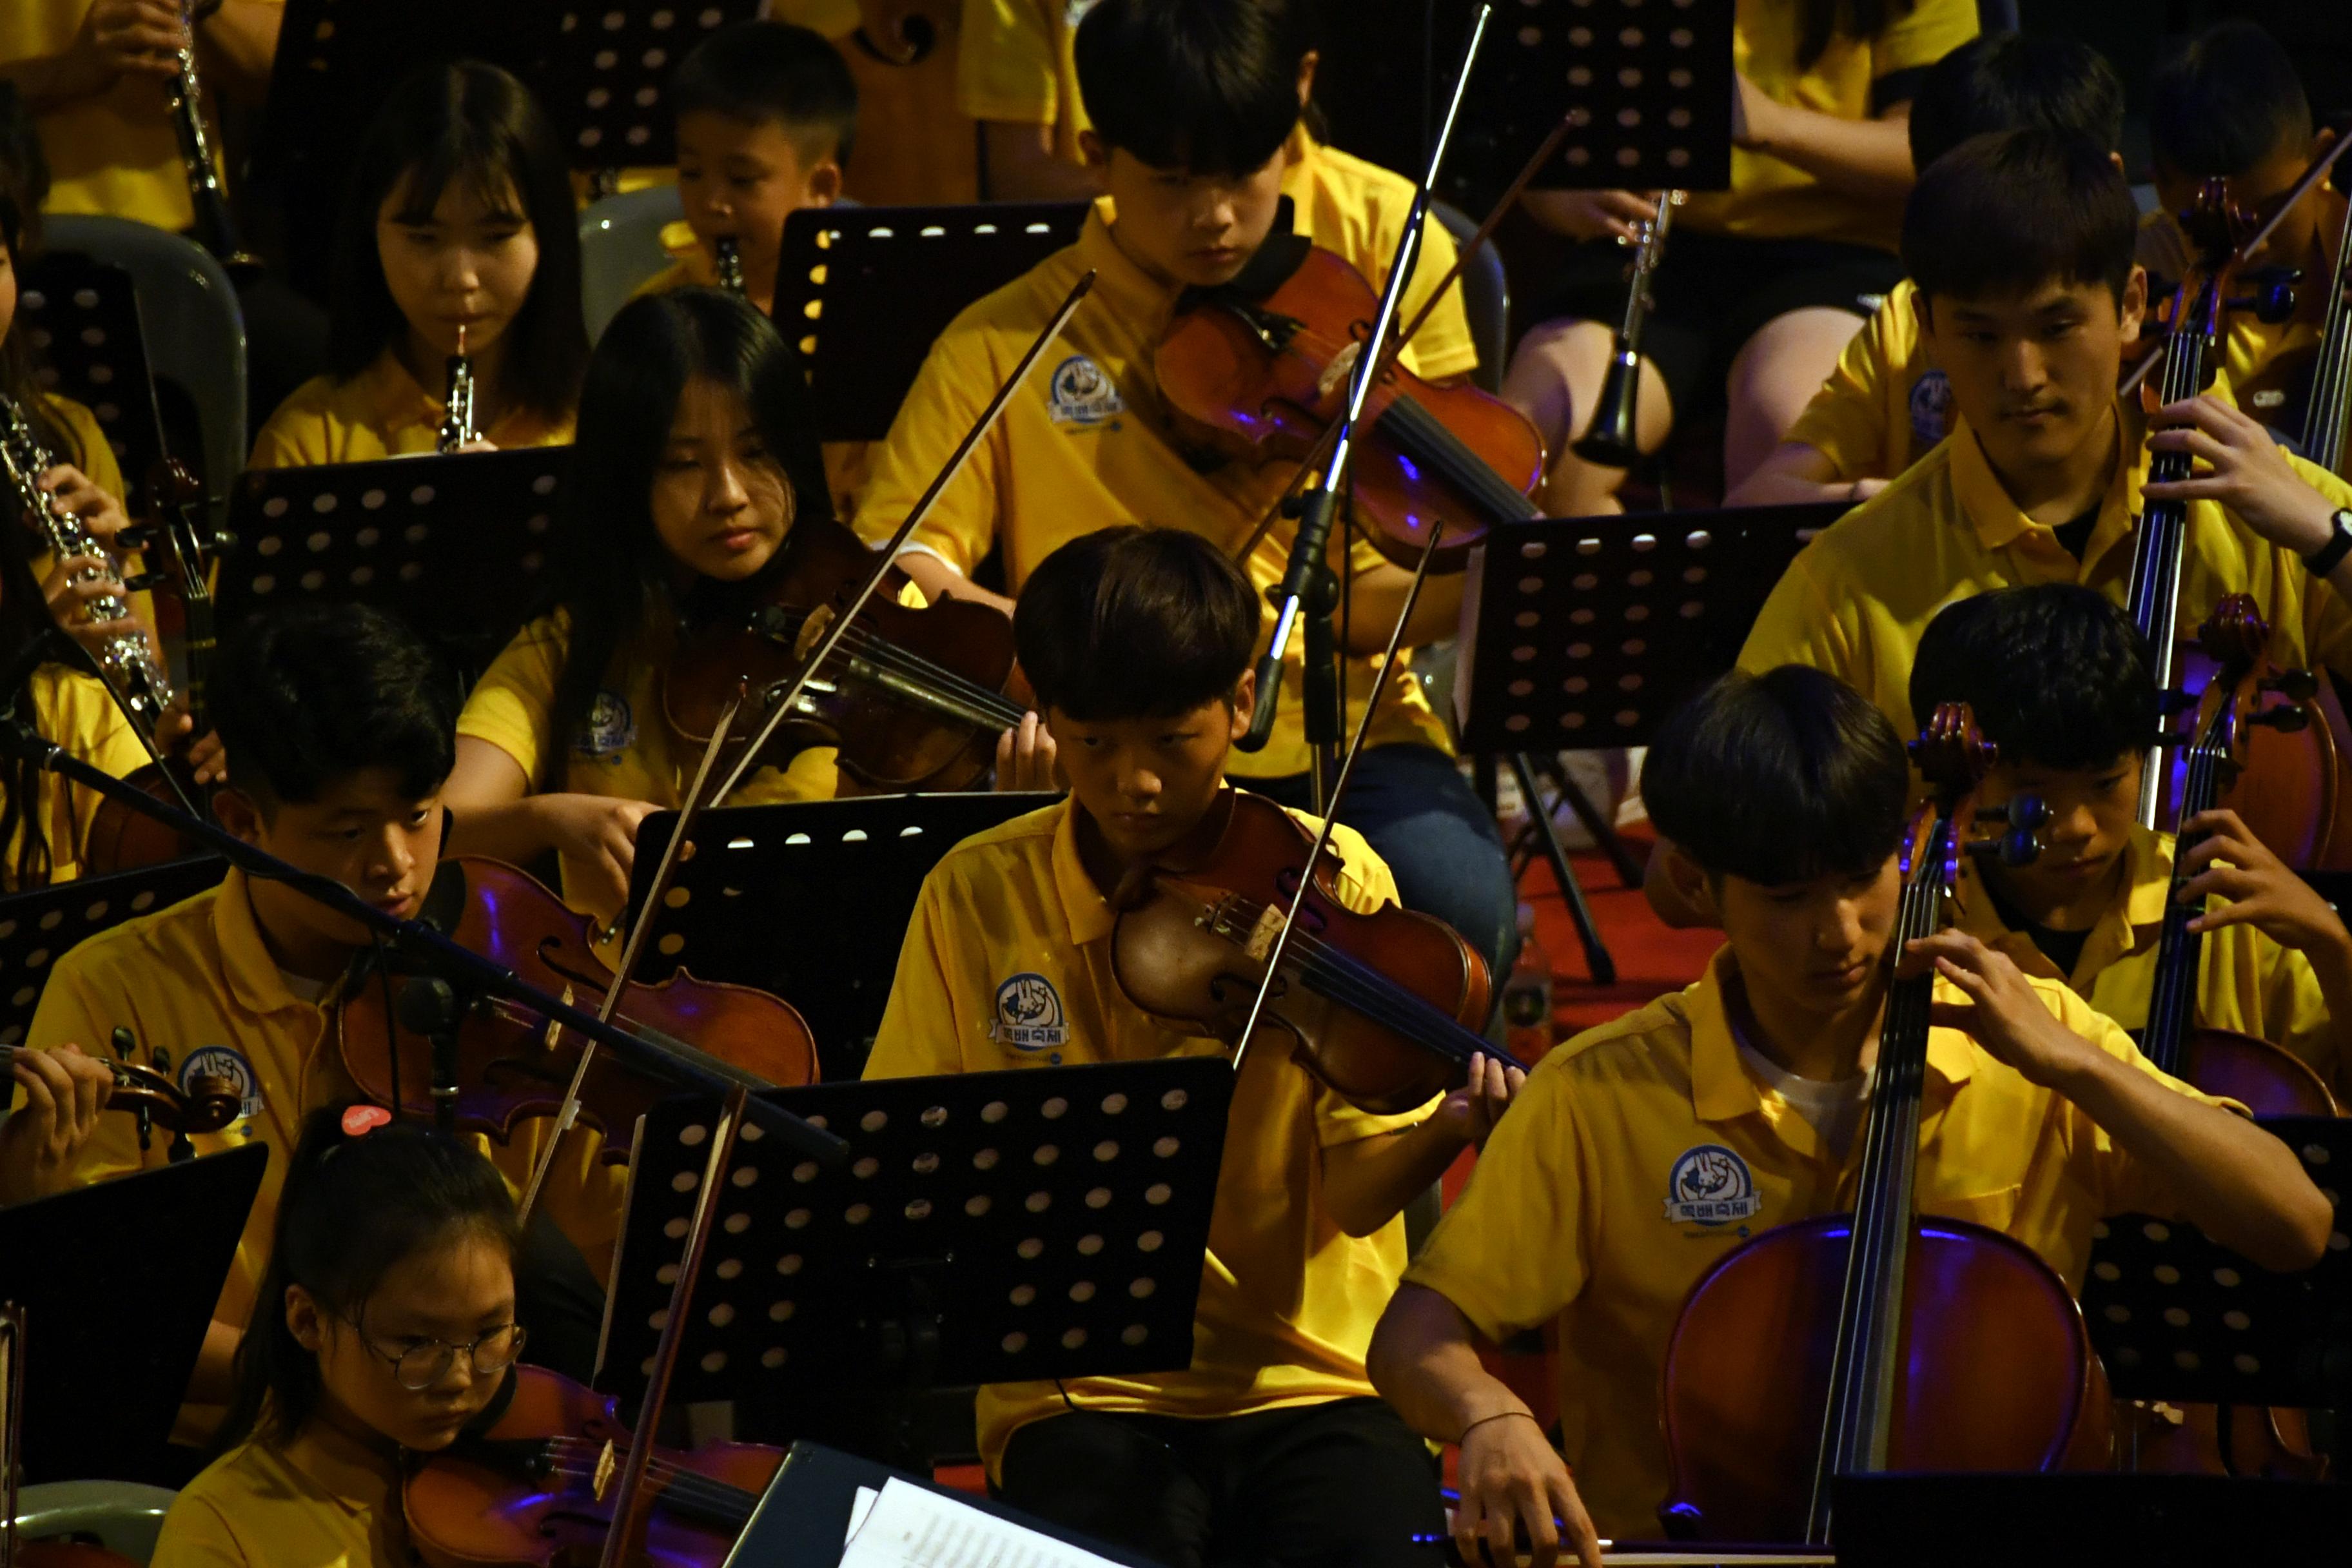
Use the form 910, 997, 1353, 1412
1451, 0, 1737, 210
598, 1059, 1233, 1453
0, 856, 228, 1046
215, 448, 572, 677
2081, 1117, 2352, 1417
623, 794, 1058, 1081
520, 2, 762, 174
775, 203, 1090, 442
1832, 1473, 2347, 1564
0, 1143, 266, 1484
17, 253, 170, 510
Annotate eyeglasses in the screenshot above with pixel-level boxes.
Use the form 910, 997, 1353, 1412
351, 1317, 527, 1391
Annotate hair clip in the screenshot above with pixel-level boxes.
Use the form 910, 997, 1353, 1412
342, 1104, 395, 1137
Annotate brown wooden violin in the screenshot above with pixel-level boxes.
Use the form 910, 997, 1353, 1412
0, 1039, 241, 1148
1109, 787, 1520, 1115
403, 1364, 781, 1568
663, 515, 1028, 793
329, 858, 818, 1161
1658, 705, 2109, 1543
1155, 235, 1544, 572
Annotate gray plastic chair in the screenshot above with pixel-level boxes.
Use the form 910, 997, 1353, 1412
40, 215, 245, 514
578, 184, 687, 341
1431, 201, 1511, 394
15, 1479, 178, 1564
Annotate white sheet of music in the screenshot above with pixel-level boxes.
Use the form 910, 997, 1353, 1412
839, 1476, 1125, 1568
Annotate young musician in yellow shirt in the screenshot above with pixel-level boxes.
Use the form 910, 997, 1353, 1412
1504, 0, 1981, 514
1729, 30, 2130, 505
250, 61, 585, 467
856, 0, 1516, 992
34, 604, 616, 1442
1738, 128, 2352, 738
1367, 666, 2332, 1567
151, 1107, 529, 1568
1909, 584, 2349, 1101
867, 525, 1520, 1566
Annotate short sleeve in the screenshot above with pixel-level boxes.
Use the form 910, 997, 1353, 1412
2050, 990, 2248, 1219
851, 324, 1006, 576
248, 380, 333, 470
1784, 300, 1898, 482
1393, 214, 1480, 384
865, 873, 972, 1080
46, 395, 124, 503
32, 963, 158, 1190
148, 1495, 248, 1568
957, 0, 1063, 126
2284, 456, 2352, 681
456, 618, 568, 787
2251, 945, 2341, 1104
1736, 551, 1853, 679
1402, 1057, 1594, 1341
1872, 0, 1981, 79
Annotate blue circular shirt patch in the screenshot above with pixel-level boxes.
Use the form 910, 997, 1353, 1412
993, 972, 1070, 1051
1665, 1142, 1763, 1227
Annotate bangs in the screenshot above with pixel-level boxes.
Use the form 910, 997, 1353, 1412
1903, 129, 2137, 307
386, 142, 527, 226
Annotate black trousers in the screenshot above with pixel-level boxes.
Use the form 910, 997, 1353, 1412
995, 1398, 1444, 1568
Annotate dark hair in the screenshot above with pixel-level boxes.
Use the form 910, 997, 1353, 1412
1903, 128, 2139, 308
1073, 0, 1318, 177
1908, 586, 2156, 771
210, 602, 457, 807
217, 1106, 522, 1451
1642, 667, 1910, 886
545, 288, 831, 778
327, 61, 586, 424
671, 20, 858, 168
1014, 526, 1260, 721
2150, 20, 2313, 180
1907, 32, 2126, 171
1795, 0, 1920, 70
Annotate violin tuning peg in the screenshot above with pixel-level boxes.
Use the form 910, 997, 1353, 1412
110, 1025, 135, 1063
2262, 670, 2320, 701
1979, 795, 2050, 831
2251, 705, 2312, 734
2000, 827, 2045, 868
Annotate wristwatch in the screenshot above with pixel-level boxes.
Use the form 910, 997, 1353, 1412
2304, 508, 2352, 578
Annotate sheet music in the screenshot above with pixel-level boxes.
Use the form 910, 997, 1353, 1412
839, 1476, 1124, 1568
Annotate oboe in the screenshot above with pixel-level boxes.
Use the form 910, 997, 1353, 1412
0, 399, 174, 732
714, 235, 747, 295
1571, 189, 1683, 467
167, 3, 246, 266
437, 324, 479, 453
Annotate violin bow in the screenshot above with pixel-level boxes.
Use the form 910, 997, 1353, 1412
702, 269, 1097, 807
513, 697, 743, 1229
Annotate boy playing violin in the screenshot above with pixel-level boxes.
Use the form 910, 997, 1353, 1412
852, 0, 1522, 994
1367, 665, 2333, 1567
865, 525, 1522, 1568
1737, 128, 2352, 732
29, 602, 613, 1440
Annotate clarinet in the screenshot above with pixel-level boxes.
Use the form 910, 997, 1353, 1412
1571, 190, 1683, 467
715, 235, 747, 296
437, 324, 478, 453
166, 4, 247, 266
0, 398, 175, 732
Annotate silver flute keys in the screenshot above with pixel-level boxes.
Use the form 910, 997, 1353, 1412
438, 324, 479, 453
715, 236, 747, 296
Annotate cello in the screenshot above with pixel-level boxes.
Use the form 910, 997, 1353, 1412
1656, 704, 2109, 1544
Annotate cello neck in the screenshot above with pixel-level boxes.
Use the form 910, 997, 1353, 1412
2301, 195, 2352, 474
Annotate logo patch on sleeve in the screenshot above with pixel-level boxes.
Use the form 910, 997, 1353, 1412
1046, 355, 1125, 427
992, 972, 1070, 1050
1665, 1143, 1763, 1226
1907, 368, 1954, 451
574, 691, 636, 760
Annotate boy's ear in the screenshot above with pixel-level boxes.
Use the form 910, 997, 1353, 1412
2119, 264, 2148, 340
805, 157, 844, 206
212, 786, 267, 847
1651, 840, 1724, 931
1226, 667, 1259, 741
1077, 129, 1108, 171
1296, 49, 1319, 107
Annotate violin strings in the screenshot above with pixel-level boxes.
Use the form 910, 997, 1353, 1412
1375, 395, 1539, 524
765, 608, 1028, 729
537, 1441, 760, 1518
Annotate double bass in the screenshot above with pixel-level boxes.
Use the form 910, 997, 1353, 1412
1657, 705, 2108, 1543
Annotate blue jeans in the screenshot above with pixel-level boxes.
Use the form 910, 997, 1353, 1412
1246, 744, 1520, 1009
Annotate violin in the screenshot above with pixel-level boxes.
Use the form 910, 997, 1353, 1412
1109, 787, 1522, 1115
403, 1364, 781, 1568
83, 458, 220, 875
1658, 705, 2109, 1543
663, 514, 1030, 793
329, 858, 818, 1160
1155, 237, 1544, 572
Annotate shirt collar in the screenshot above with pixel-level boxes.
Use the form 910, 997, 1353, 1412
211, 867, 338, 1019
1945, 400, 2142, 574
360, 348, 568, 449
277, 1414, 401, 1520
1951, 824, 2171, 988
1048, 798, 1119, 948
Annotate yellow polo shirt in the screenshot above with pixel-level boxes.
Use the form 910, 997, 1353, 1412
958, 0, 1095, 165
3, 2, 282, 235
37, 869, 624, 1435
456, 609, 841, 926
851, 139, 1472, 780
865, 793, 1429, 1476
5, 663, 153, 890
249, 351, 576, 469
1955, 825, 2339, 1099
1678, 0, 1978, 253
1404, 944, 2232, 1541
151, 1415, 406, 1568
1739, 398, 2352, 741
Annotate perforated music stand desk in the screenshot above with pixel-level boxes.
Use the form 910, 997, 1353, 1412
0, 856, 227, 1047
1452, 0, 1736, 207
775, 202, 1090, 441
520, 3, 763, 173
623, 794, 1058, 1081
598, 1057, 1232, 1429
215, 448, 571, 676
17, 251, 169, 510
1832, 1472, 2347, 1564
0, 1142, 266, 1484
2080, 1116, 2351, 1411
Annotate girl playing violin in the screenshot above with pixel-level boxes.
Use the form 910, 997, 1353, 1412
249, 60, 585, 467
150, 1104, 527, 1568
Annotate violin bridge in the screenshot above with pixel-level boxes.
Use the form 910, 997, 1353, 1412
540, 986, 574, 1054
794, 603, 836, 660
1315, 340, 1362, 402
592, 1438, 616, 1501
1240, 902, 1286, 964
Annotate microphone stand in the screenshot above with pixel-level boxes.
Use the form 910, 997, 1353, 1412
1233, 1, 1494, 812
0, 710, 847, 1166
